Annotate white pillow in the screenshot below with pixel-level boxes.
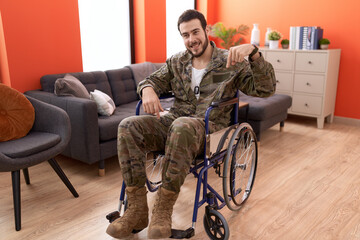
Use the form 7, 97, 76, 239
90, 89, 116, 116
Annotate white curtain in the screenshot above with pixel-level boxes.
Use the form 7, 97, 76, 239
78, 0, 131, 71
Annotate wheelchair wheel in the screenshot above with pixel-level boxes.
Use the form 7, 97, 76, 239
203, 209, 229, 240
222, 123, 258, 211
145, 154, 164, 191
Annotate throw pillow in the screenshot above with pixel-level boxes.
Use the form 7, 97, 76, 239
90, 89, 116, 116
0, 84, 35, 142
54, 74, 90, 98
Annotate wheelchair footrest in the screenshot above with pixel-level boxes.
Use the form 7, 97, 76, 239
170, 227, 195, 239
106, 211, 120, 223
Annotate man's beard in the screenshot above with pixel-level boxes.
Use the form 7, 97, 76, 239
188, 33, 209, 58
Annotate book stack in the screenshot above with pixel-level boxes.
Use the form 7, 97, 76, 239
289, 26, 324, 50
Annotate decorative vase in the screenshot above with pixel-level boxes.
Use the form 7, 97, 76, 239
282, 44, 289, 49
269, 40, 279, 49
320, 44, 329, 50
264, 27, 271, 47
250, 23, 260, 46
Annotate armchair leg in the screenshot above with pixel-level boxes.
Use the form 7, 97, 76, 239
48, 158, 79, 198
11, 170, 21, 231
98, 160, 105, 177
22, 168, 30, 185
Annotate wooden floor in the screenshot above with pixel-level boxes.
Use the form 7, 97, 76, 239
1, 115, 360, 240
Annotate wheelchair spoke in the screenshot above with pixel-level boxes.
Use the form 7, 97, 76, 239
145, 155, 164, 190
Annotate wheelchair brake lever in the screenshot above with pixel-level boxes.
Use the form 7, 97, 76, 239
214, 162, 223, 178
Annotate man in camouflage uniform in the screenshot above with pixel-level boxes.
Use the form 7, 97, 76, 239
106, 9, 276, 239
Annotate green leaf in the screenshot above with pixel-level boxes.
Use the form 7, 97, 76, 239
210, 22, 249, 49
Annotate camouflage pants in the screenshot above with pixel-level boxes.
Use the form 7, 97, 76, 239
118, 114, 217, 193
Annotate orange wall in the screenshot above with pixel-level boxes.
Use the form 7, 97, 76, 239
134, 0, 146, 63
0, 10, 10, 86
205, 0, 360, 119
134, 0, 166, 63
0, 0, 83, 93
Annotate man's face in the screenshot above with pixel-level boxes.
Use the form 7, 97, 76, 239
179, 19, 209, 58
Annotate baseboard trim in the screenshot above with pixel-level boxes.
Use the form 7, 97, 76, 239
334, 116, 360, 127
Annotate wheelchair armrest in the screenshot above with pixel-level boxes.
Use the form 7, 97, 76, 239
210, 97, 239, 108
205, 96, 239, 134
136, 91, 174, 115
159, 91, 174, 99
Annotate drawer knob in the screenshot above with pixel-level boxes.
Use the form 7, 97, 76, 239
277, 59, 281, 63
306, 82, 311, 86
276, 80, 280, 83
305, 103, 309, 107
308, 61, 312, 64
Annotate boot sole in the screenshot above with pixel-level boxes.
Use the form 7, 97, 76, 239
148, 228, 172, 239
132, 228, 145, 234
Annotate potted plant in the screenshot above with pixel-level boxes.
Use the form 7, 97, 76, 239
281, 39, 289, 49
210, 22, 249, 49
319, 38, 330, 49
268, 30, 282, 49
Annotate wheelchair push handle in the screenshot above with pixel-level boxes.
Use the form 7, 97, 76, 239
205, 94, 240, 134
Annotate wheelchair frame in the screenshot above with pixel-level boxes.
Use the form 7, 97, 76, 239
107, 91, 258, 240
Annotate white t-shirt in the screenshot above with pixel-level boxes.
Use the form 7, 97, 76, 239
191, 67, 206, 99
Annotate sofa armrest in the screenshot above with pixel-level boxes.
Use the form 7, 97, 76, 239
25, 90, 101, 164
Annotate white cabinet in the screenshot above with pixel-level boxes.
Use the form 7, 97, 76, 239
260, 48, 341, 128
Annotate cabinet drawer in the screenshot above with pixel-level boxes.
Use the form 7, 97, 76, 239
294, 74, 325, 94
275, 72, 293, 92
295, 52, 327, 73
292, 94, 322, 115
266, 51, 294, 70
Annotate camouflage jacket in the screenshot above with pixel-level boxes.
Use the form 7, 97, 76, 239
137, 42, 276, 129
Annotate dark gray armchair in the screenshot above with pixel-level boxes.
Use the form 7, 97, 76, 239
0, 96, 79, 231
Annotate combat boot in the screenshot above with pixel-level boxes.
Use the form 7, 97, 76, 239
106, 186, 149, 239
148, 187, 179, 239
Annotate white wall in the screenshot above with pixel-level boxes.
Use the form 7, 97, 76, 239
166, 0, 194, 58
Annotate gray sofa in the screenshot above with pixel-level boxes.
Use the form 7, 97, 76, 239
25, 62, 167, 176
238, 92, 292, 142
26, 62, 291, 175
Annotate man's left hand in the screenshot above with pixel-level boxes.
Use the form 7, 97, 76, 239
226, 44, 259, 68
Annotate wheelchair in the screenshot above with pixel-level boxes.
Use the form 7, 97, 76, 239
106, 91, 258, 240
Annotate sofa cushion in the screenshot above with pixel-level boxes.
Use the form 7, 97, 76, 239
54, 74, 90, 98
41, 71, 113, 99
239, 92, 292, 121
126, 62, 159, 86
0, 84, 35, 142
90, 89, 116, 116
105, 68, 138, 106
98, 101, 139, 141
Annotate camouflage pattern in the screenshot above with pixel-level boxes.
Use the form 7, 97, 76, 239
119, 41, 276, 192
118, 114, 218, 193
138, 41, 276, 129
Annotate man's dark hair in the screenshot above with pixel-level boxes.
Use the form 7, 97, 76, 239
177, 9, 207, 32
